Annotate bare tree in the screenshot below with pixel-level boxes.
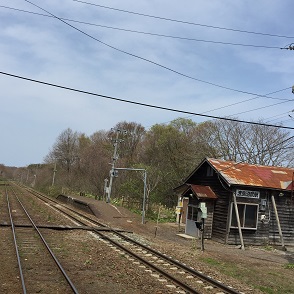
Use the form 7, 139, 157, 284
211, 119, 294, 166
44, 128, 80, 173
111, 121, 146, 165
79, 130, 111, 197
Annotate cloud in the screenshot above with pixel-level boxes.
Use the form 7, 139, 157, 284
0, 0, 294, 166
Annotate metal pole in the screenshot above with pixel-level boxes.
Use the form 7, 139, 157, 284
142, 169, 147, 224
114, 167, 147, 224
103, 178, 108, 201
32, 174, 36, 188
26, 168, 29, 183
52, 162, 57, 186
106, 130, 120, 203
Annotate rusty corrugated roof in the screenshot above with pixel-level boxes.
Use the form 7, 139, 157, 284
207, 158, 294, 191
190, 184, 217, 199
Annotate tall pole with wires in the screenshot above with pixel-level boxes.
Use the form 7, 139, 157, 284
289, 88, 294, 120
106, 128, 126, 203
52, 162, 57, 186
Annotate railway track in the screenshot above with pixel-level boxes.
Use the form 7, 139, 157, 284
16, 183, 242, 294
3, 184, 79, 294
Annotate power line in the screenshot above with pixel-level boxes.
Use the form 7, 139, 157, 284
21, 0, 294, 101
0, 5, 283, 50
4, 3, 291, 127
279, 118, 294, 125
202, 87, 292, 115
1, 70, 294, 130
229, 99, 293, 117
265, 111, 291, 122
267, 116, 290, 124
15, 1, 294, 130
73, 0, 294, 39
147, 85, 294, 131
150, 87, 292, 128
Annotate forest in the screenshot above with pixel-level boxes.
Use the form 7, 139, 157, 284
2, 117, 294, 209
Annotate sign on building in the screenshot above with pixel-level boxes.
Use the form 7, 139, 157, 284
236, 189, 260, 199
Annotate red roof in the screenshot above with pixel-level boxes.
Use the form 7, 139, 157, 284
207, 158, 294, 191
190, 184, 217, 199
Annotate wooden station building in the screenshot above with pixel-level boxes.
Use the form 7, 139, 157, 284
174, 158, 294, 248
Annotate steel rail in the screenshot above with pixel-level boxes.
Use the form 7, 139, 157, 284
9, 186, 79, 294
23, 187, 241, 294
47, 198, 240, 293
5, 184, 27, 294
108, 230, 241, 294
93, 228, 201, 294
18, 188, 201, 292
36, 189, 240, 294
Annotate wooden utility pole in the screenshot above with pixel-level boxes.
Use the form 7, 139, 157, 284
232, 192, 245, 250
271, 195, 286, 251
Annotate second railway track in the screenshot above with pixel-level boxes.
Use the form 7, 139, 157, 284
16, 183, 242, 294
4, 184, 79, 294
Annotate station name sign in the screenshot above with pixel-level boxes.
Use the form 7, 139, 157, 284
236, 189, 260, 199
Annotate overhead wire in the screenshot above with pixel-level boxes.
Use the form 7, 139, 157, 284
68, 1, 292, 169
202, 87, 292, 115
228, 99, 293, 117
12, 1, 293, 131
149, 87, 292, 128
21, 0, 293, 102
1, 70, 294, 131
73, 0, 294, 40
265, 111, 292, 121
0, 5, 283, 50
3, 3, 293, 119
0, 1, 290, 134
278, 118, 294, 125
267, 116, 291, 124
15, 0, 294, 134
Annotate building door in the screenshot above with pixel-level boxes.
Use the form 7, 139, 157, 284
185, 204, 200, 237
181, 197, 189, 224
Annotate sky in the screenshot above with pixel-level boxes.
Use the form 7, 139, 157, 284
0, 0, 294, 167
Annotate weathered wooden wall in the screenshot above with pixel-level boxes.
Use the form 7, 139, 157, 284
186, 161, 294, 245
269, 194, 294, 246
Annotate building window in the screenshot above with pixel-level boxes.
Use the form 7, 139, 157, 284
230, 203, 258, 229
187, 205, 198, 221
207, 166, 214, 177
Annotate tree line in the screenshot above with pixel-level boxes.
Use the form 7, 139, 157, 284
8, 117, 294, 208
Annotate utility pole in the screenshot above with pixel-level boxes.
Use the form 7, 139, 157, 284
288, 85, 294, 117
106, 128, 126, 203
26, 168, 29, 183
52, 162, 57, 186
32, 174, 36, 188
103, 178, 108, 201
